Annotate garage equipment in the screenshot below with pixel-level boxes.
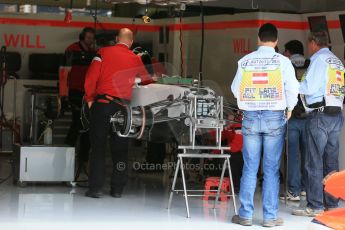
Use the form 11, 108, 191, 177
203, 177, 231, 201
100, 78, 238, 217
24, 85, 61, 144
167, 95, 238, 218
13, 144, 75, 186
0, 47, 20, 153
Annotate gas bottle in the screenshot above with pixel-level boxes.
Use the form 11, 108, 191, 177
44, 120, 53, 145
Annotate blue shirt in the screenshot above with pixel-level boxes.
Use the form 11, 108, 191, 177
299, 48, 333, 105
231, 46, 299, 111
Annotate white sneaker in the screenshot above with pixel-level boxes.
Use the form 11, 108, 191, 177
300, 191, 306, 196
280, 191, 300, 201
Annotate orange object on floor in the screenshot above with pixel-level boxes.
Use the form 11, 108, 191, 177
203, 177, 231, 201
314, 170, 345, 230
315, 208, 345, 230
324, 170, 345, 200
203, 200, 228, 221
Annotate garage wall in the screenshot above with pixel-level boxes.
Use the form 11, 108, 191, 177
160, 11, 345, 169
1, 11, 345, 169
0, 13, 158, 78
0, 12, 159, 143
159, 10, 345, 98
157, 13, 306, 103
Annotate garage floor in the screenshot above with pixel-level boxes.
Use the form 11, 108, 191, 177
0, 155, 339, 230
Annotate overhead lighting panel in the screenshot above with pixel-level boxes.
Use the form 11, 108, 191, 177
102, 0, 216, 5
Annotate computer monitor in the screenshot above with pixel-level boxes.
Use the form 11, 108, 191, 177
308, 16, 331, 43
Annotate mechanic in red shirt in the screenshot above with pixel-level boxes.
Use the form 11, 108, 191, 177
84, 28, 152, 198
66, 27, 96, 93
65, 27, 95, 176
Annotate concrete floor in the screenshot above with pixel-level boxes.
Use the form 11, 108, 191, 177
0, 159, 338, 230
0, 141, 341, 230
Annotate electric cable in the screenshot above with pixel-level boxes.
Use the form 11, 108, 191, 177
80, 98, 90, 132
0, 173, 12, 185
132, 17, 139, 36
0, 46, 9, 149
0, 159, 13, 186
94, 0, 98, 31
88, 0, 108, 47
179, 10, 184, 77
199, 1, 205, 84
0, 46, 6, 115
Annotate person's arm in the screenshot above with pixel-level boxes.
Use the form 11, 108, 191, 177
299, 57, 327, 96
63, 44, 75, 93
65, 44, 74, 53
64, 44, 75, 66
231, 62, 243, 99
84, 51, 103, 107
282, 60, 300, 115
136, 56, 153, 85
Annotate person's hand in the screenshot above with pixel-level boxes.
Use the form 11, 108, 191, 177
88, 101, 93, 108
287, 111, 292, 120
152, 74, 159, 82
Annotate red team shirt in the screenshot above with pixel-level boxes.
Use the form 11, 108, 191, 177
84, 43, 152, 102
66, 42, 95, 92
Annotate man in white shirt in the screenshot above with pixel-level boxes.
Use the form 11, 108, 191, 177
231, 23, 299, 227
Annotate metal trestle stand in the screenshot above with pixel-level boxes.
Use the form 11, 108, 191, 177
167, 95, 238, 218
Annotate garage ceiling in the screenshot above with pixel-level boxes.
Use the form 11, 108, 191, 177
198, 0, 345, 13
0, 0, 344, 13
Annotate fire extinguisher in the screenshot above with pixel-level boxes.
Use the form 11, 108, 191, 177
64, 0, 73, 23
44, 120, 53, 145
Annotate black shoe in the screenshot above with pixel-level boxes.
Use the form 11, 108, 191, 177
110, 188, 123, 198
85, 190, 103, 198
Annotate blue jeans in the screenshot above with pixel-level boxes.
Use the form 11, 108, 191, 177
305, 111, 344, 210
287, 118, 307, 195
239, 110, 286, 220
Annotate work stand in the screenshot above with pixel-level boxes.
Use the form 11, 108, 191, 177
167, 95, 238, 218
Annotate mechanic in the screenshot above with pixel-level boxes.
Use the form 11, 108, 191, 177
231, 23, 299, 227
65, 27, 95, 174
84, 28, 152, 198
280, 40, 308, 201
293, 31, 344, 217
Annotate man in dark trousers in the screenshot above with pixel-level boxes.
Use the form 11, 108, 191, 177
65, 27, 95, 175
280, 40, 309, 201
84, 28, 152, 198
293, 31, 344, 217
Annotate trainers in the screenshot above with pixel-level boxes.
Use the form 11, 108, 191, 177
232, 215, 253, 226
280, 191, 300, 201
263, 218, 284, 227
292, 207, 323, 217
300, 191, 306, 196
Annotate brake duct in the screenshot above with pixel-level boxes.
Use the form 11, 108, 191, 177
111, 105, 154, 139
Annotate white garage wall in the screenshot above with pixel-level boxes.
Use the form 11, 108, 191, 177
0, 11, 345, 169
161, 11, 345, 169
0, 13, 158, 78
